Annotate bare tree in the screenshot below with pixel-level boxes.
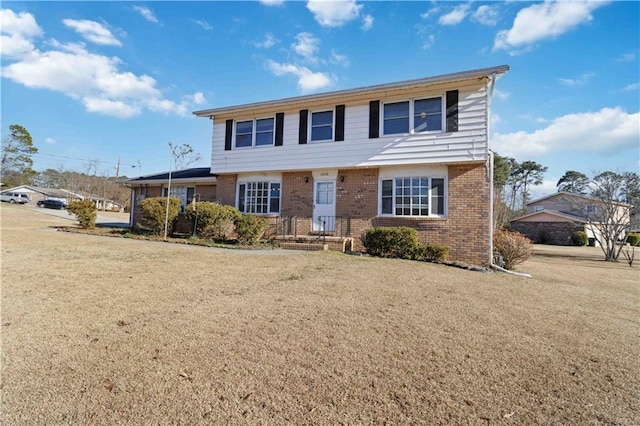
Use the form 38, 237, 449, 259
563, 171, 632, 261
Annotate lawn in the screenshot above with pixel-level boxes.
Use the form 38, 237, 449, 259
1, 204, 638, 424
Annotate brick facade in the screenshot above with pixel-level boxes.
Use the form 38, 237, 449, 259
213, 163, 491, 266
511, 221, 584, 245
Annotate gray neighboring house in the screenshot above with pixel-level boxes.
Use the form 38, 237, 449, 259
0, 185, 119, 210
510, 192, 631, 246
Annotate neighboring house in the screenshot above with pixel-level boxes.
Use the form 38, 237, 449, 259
126, 167, 217, 228
510, 192, 631, 246
177, 65, 507, 266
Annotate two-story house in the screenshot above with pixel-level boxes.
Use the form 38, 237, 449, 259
183, 65, 508, 265
510, 192, 631, 246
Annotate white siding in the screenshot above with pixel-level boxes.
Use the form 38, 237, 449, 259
211, 81, 488, 174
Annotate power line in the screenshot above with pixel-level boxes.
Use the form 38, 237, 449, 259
31, 151, 139, 168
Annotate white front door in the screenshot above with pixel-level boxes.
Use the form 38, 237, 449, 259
313, 180, 336, 232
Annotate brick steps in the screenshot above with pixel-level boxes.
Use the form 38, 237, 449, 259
272, 235, 354, 253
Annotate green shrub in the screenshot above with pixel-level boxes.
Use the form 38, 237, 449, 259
66, 200, 97, 229
493, 230, 533, 271
410, 243, 450, 262
185, 202, 241, 241
362, 227, 418, 258
139, 196, 181, 235
234, 214, 267, 245
571, 230, 589, 246
627, 233, 640, 247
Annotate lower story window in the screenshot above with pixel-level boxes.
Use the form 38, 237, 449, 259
380, 177, 445, 217
238, 181, 280, 214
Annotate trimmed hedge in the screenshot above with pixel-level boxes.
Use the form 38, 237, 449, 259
185, 202, 240, 241
571, 230, 589, 246
627, 233, 640, 247
410, 243, 449, 262
139, 196, 181, 235
66, 200, 97, 229
234, 214, 267, 245
362, 226, 418, 258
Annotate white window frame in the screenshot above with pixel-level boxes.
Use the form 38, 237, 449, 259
309, 109, 335, 143
379, 176, 447, 218
237, 180, 281, 215
234, 117, 275, 149
381, 96, 444, 136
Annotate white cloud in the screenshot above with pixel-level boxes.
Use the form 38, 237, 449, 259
2, 22, 199, 119
45, 137, 56, 144
62, 19, 121, 46
292, 32, 320, 62
616, 52, 637, 62
439, 3, 471, 26
0, 9, 43, 58
254, 33, 278, 49
622, 83, 639, 92
494, 0, 608, 52
190, 92, 206, 105
422, 34, 435, 50
133, 6, 159, 24
421, 7, 440, 20
493, 89, 509, 100
492, 107, 639, 158
472, 5, 499, 26
266, 60, 332, 92
260, 0, 284, 6
306, 0, 362, 27
192, 19, 212, 30
558, 72, 594, 87
361, 14, 373, 31
330, 50, 349, 67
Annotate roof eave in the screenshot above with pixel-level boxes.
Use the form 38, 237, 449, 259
193, 65, 509, 118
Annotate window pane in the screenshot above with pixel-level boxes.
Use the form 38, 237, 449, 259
312, 111, 333, 125
384, 118, 409, 135
382, 180, 393, 196
237, 120, 253, 133
311, 126, 332, 141
255, 131, 273, 146
256, 118, 273, 132
415, 98, 441, 114
431, 178, 444, 215
384, 102, 409, 119
270, 183, 280, 213
238, 184, 246, 213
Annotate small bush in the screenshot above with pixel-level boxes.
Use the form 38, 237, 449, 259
493, 230, 533, 271
234, 214, 267, 245
362, 227, 418, 258
67, 200, 97, 229
410, 243, 449, 262
139, 196, 181, 235
185, 202, 241, 241
626, 233, 640, 247
571, 230, 589, 246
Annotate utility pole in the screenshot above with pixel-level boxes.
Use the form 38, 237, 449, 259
115, 157, 120, 180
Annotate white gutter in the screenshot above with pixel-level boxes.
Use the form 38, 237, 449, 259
486, 74, 532, 279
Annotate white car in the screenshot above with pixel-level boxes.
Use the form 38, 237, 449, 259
0, 192, 29, 204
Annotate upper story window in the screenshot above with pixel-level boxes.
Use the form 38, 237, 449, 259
310, 110, 334, 142
533, 205, 544, 212
235, 117, 274, 148
383, 97, 443, 135
380, 176, 446, 217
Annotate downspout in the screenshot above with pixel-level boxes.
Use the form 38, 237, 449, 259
487, 73, 532, 278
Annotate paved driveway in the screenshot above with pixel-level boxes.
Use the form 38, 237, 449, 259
26, 205, 130, 227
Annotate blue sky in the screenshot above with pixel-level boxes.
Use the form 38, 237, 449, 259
1, 1, 638, 197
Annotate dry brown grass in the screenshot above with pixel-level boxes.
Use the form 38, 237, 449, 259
1, 203, 638, 424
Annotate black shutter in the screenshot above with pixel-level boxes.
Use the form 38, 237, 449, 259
335, 104, 345, 141
446, 90, 459, 133
299, 109, 308, 144
369, 100, 380, 139
225, 119, 233, 151
275, 112, 284, 146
